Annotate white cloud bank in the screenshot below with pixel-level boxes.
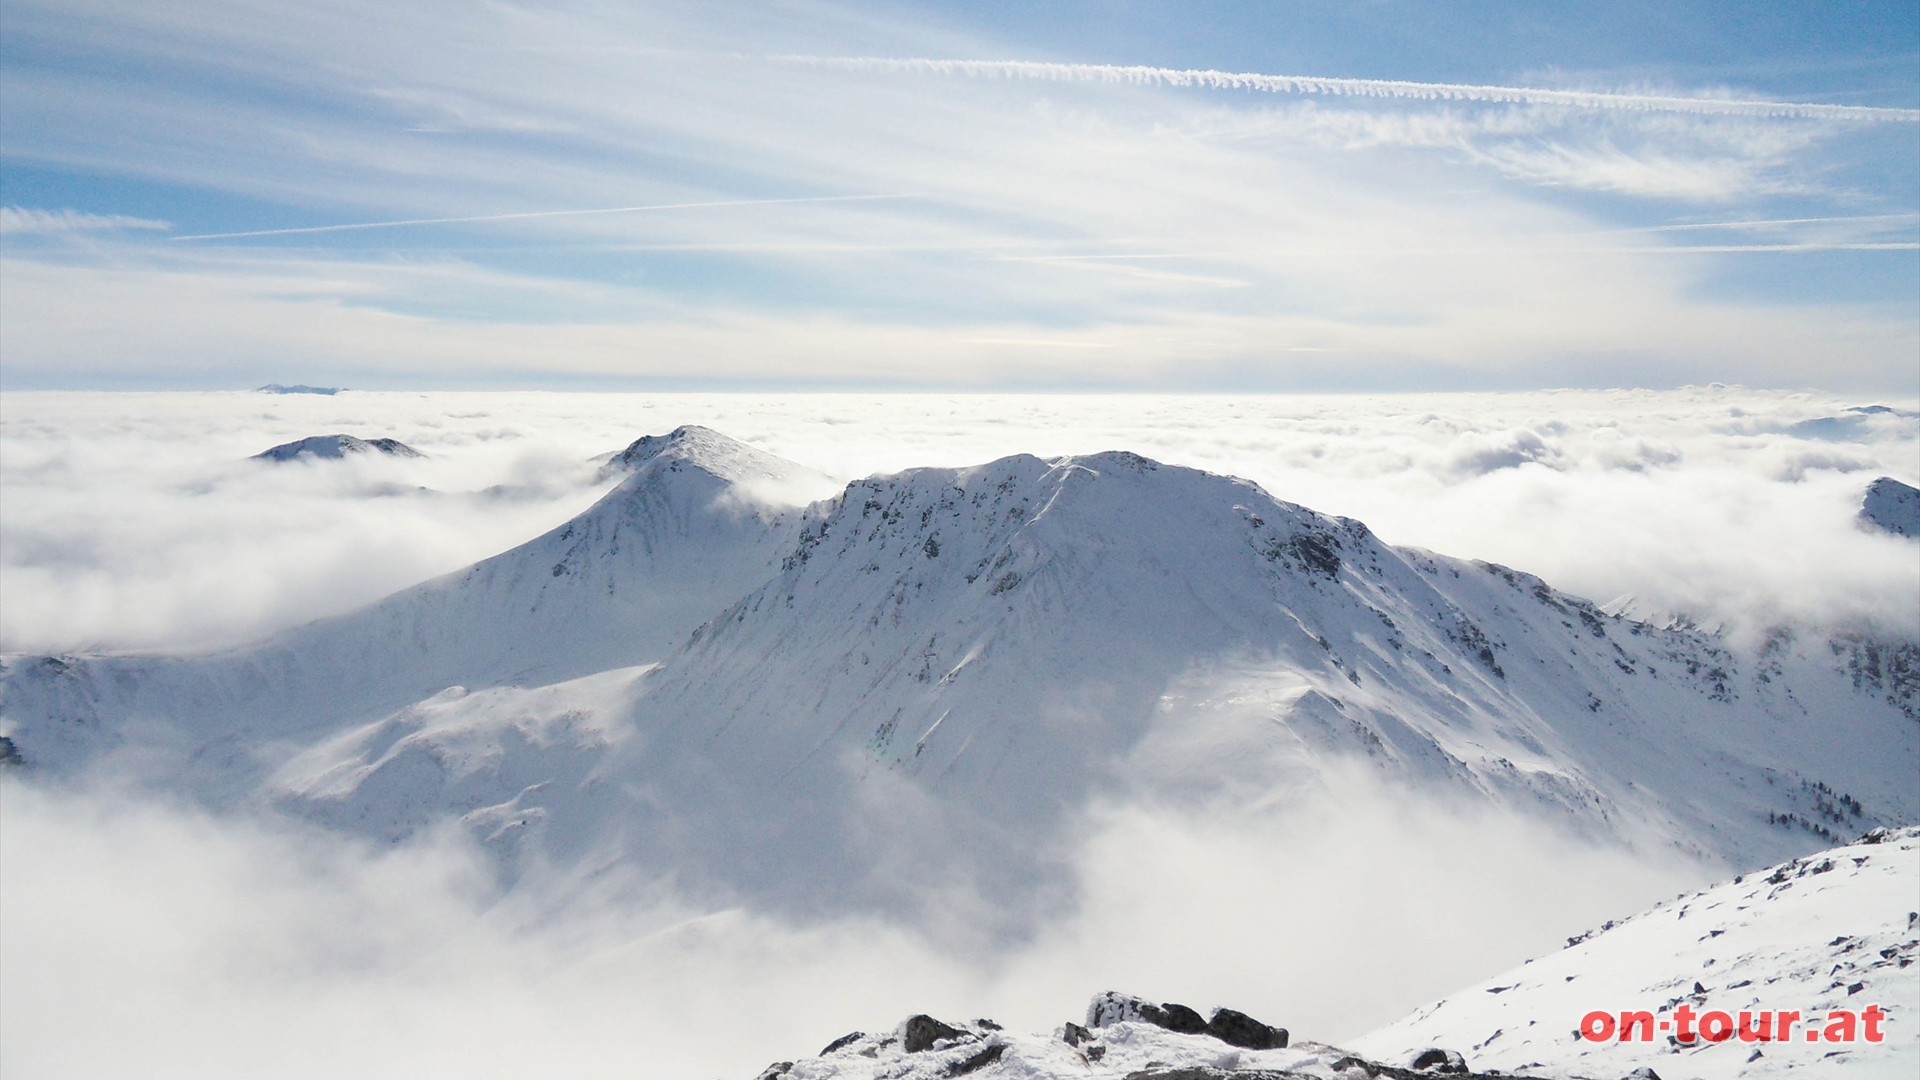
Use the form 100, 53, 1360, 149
0, 767, 1704, 1080
2, 389, 1913, 655
0, 387, 1904, 1078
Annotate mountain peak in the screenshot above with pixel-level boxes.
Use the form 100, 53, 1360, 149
252, 434, 423, 462
599, 425, 836, 501
1860, 476, 1919, 539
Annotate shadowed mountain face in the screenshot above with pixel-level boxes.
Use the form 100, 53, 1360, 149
253, 434, 424, 461
3, 429, 1915, 930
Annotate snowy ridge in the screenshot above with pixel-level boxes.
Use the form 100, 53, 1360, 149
1, 431, 1915, 918
1355, 827, 1920, 1079
0, 426, 822, 796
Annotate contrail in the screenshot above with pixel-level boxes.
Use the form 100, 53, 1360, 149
170, 194, 918, 241
1632, 212, 1920, 233
786, 56, 1920, 123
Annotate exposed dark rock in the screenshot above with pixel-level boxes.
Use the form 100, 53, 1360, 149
1159, 1002, 1209, 1034
1207, 1006, 1288, 1049
1287, 533, 1342, 577
1324, 1057, 1551, 1080
0, 735, 21, 767
818, 1031, 864, 1055
902, 1014, 967, 1053
1061, 1022, 1093, 1047
1121, 1060, 1297, 1068
1409, 1047, 1468, 1073
1086, 991, 1217, 1036
1624, 1068, 1664, 1080
1088, 991, 1160, 1027
751, 1062, 792, 1080
946, 1043, 1005, 1076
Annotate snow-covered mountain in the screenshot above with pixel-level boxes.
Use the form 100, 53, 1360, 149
1861, 477, 1920, 539
253, 433, 424, 460
2, 428, 1915, 921
2, 426, 819, 797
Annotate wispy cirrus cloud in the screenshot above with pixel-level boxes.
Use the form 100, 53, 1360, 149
0, 207, 171, 235
0, 1, 1913, 390
785, 56, 1920, 123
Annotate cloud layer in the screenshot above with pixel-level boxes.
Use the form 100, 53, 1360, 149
3, 389, 1912, 656
0, 765, 1704, 1079
3, 387, 1908, 1076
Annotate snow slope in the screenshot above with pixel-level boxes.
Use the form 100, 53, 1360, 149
2, 431, 1915, 922
1861, 477, 1920, 539
670, 832, 1919, 1080
1356, 827, 1920, 1079
1, 426, 822, 797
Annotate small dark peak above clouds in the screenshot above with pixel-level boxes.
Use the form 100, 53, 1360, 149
1860, 476, 1920, 539
254, 384, 342, 395
252, 434, 424, 462
1787, 405, 1920, 443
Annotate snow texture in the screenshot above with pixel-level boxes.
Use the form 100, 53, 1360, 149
1861, 477, 1920, 539
1356, 827, 1920, 1079
3, 428, 1916, 926
733, 830, 1920, 1079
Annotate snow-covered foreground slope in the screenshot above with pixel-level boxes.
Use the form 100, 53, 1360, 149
2, 428, 1915, 922
712, 831, 1918, 1080
1356, 827, 1920, 1079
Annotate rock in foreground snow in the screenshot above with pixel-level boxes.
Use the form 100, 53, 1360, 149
753, 833, 1916, 1079
753, 993, 1533, 1079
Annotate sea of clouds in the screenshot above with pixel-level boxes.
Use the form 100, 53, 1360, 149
3, 387, 1914, 654
2, 387, 1914, 1078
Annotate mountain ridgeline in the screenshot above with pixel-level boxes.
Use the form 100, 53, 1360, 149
1, 426, 1914, 922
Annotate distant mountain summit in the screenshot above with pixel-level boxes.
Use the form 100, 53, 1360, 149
253, 434, 424, 461
592, 423, 836, 492
254, 384, 342, 395
1860, 476, 1920, 539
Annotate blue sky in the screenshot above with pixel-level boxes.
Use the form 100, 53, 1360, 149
1, 0, 1915, 390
